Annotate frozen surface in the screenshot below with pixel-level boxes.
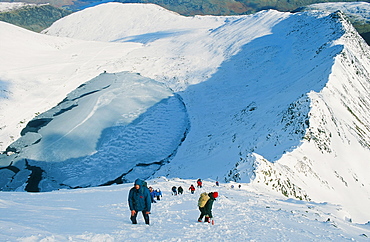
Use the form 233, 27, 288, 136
6, 72, 189, 189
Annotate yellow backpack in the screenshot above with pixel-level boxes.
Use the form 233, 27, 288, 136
198, 192, 210, 207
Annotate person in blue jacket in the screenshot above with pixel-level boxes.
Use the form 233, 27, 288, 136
148, 187, 156, 203
154, 188, 162, 200
128, 179, 151, 225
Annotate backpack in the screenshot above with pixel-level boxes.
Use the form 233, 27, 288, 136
198, 192, 210, 208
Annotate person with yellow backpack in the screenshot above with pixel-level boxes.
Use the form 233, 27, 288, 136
197, 191, 218, 224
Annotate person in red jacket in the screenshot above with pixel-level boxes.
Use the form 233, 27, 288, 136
189, 184, 196, 194
197, 179, 202, 188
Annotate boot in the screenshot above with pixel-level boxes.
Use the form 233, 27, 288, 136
205, 217, 210, 223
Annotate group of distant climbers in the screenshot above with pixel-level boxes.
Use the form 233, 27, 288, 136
127, 178, 218, 225
170, 178, 207, 196
148, 186, 162, 203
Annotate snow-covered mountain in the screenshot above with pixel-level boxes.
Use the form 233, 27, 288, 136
298, 2, 370, 44
0, 2, 36, 12
300, 2, 370, 22
1, 2, 370, 225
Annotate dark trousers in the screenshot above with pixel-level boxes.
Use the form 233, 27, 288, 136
130, 211, 150, 225
198, 207, 208, 221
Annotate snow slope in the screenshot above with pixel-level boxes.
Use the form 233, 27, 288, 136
1, 2, 370, 224
42, 3, 230, 43
1, 178, 370, 241
0, 2, 38, 13
0, 19, 141, 150
301, 2, 370, 23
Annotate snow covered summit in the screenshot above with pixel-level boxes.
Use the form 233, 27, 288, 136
1, 2, 370, 223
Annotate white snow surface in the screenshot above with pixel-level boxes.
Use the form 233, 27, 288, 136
1, 178, 370, 241
0, 2, 38, 13
303, 2, 370, 22
1, 1, 370, 228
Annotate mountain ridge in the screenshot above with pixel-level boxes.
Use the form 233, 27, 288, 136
1, 0, 368, 13
0, 1, 369, 44
1, 3, 370, 223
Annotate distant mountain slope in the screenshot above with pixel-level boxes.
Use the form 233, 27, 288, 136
0, 3, 71, 32
299, 2, 370, 45
2, 0, 368, 14
1, 0, 369, 44
0, 2, 34, 12
112, 0, 370, 15
0, 0, 76, 9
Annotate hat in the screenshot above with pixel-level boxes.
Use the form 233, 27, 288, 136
134, 179, 144, 186
212, 192, 219, 198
